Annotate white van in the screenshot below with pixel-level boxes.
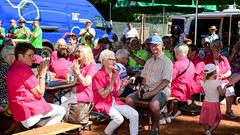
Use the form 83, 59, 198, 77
172, 8, 240, 47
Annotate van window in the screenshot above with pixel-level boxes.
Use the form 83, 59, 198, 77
188, 19, 221, 47
222, 16, 240, 45
172, 18, 185, 32
94, 16, 106, 30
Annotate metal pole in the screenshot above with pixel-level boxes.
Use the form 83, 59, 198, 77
194, 0, 198, 45
109, 2, 112, 26
163, 7, 165, 35
228, 15, 232, 46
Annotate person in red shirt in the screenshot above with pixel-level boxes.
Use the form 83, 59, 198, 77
6, 42, 65, 128
92, 49, 139, 135
204, 39, 237, 119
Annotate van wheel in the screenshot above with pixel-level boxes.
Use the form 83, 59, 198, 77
42, 46, 52, 59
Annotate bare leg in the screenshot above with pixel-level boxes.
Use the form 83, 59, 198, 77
149, 99, 160, 130
226, 96, 234, 113
209, 121, 219, 133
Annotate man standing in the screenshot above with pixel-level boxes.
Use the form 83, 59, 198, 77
7, 19, 18, 39
15, 18, 31, 40
206, 25, 219, 42
0, 21, 5, 46
126, 35, 173, 135
30, 19, 42, 55
122, 22, 139, 39
79, 19, 96, 45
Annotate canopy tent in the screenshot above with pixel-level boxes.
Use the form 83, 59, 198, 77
129, 0, 239, 5
114, 0, 217, 14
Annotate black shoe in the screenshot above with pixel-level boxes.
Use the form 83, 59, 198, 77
149, 129, 159, 135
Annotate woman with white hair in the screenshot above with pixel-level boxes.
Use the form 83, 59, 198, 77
204, 39, 237, 119
170, 43, 195, 119
49, 38, 68, 72
92, 49, 139, 135
0, 46, 15, 111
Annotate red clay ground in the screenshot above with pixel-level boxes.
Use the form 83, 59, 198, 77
82, 104, 240, 135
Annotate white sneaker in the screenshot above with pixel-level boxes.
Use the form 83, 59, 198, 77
205, 130, 212, 135
165, 117, 172, 123
171, 110, 181, 119
159, 119, 167, 125
159, 117, 171, 125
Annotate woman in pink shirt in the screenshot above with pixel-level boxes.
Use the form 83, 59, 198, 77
61, 45, 98, 117
187, 44, 205, 94
49, 38, 68, 71
50, 48, 71, 79
171, 43, 195, 119
6, 42, 65, 128
92, 50, 139, 135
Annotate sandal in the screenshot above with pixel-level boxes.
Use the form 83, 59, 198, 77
225, 110, 237, 119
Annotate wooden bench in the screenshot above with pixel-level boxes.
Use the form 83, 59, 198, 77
13, 122, 83, 135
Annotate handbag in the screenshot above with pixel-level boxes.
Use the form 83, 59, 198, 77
66, 102, 93, 124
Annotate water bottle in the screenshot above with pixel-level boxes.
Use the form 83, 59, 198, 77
66, 63, 74, 83
45, 71, 51, 84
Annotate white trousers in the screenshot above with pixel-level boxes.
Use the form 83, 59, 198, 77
21, 103, 66, 128
105, 99, 139, 135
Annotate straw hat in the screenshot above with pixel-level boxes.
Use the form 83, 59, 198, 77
19, 18, 26, 23
208, 25, 217, 31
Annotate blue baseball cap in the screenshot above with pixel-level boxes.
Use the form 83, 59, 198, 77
148, 35, 163, 45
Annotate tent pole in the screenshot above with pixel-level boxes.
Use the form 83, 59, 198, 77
194, 0, 198, 45
163, 7, 165, 35
228, 15, 232, 46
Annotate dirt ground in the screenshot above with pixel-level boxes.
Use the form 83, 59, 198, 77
82, 104, 240, 135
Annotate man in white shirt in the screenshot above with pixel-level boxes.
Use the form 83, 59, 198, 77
206, 25, 219, 42
122, 22, 139, 39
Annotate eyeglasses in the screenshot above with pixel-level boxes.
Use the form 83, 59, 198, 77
107, 58, 116, 61
25, 53, 34, 58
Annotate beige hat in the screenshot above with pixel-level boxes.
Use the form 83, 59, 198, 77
208, 25, 217, 31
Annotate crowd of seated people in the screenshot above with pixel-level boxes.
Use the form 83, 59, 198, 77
0, 21, 240, 135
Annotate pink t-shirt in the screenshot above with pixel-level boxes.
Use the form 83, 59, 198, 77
204, 54, 231, 83
50, 58, 71, 79
171, 57, 195, 102
191, 54, 205, 94
92, 67, 125, 114
76, 62, 98, 102
49, 50, 58, 71
6, 61, 52, 122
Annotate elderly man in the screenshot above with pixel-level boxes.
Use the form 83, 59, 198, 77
7, 19, 18, 39
16, 18, 31, 40
126, 35, 173, 135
